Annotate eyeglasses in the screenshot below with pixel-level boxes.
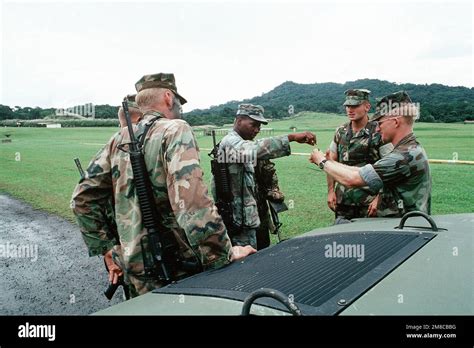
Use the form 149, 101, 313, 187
377, 116, 401, 126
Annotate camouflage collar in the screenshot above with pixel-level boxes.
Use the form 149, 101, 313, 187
393, 132, 417, 149
346, 120, 374, 138
142, 111, 165, 121
228, 130, 242, 140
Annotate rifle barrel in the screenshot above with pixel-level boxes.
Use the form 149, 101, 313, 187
212, 130, 217, 149
74, 158, 85, 179
122, 101, 138, 152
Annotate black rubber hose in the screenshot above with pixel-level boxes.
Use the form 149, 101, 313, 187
397, 211, 438, 231
241, 288, 302, 316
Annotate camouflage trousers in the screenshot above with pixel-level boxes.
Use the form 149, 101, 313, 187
231, 228, 257, 249
335, 204, 369, 221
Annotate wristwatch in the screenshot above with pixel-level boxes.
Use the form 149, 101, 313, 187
319, 159, 328, 170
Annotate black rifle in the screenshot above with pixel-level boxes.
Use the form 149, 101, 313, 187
73, 157, 130, 300
73, 158, 85, 179
208, 131, 238, 236
103, 267, 130, 300
122, 101, 201, 283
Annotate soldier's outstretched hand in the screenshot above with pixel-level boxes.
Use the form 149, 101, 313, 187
288, 131, 316, 145
230, 245, 257, 262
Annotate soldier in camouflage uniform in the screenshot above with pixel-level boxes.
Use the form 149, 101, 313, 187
311, 91, 431, 216
72, 73, 255, 298
217, 104, 316, 249
327, 89, 394, 222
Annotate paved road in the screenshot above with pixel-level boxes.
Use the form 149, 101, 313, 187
0, 194, 122, 315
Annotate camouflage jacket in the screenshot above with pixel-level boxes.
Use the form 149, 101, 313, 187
359, 133, 432, 216
217, 130, 291, 229
329, 121, 392, 208
71, 112, 233, 280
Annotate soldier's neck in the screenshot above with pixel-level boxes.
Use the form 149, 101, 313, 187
351, 116, 368, 133
391, 128, 413, 147
143, 109, 172, 119
234, 128, 246, 140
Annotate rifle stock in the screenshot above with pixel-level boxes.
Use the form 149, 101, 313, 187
209, 131, 238, 236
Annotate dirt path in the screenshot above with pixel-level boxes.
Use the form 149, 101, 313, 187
0, 194, 122, 315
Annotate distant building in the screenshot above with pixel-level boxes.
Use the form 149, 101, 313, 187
37, 123, 62, 128
192, 125, 218, 136
46, 124, 62, 128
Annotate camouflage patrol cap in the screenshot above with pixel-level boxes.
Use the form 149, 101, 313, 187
123, 94, 139, 109
372, 91, 418, 120
236, 103, 268, 125
343, 89, 371, 106
135, 73, 187, 105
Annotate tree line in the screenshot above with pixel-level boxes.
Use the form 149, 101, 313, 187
0, 105, 119, 121
185, 79, 474, 125
1, 79, 472, 125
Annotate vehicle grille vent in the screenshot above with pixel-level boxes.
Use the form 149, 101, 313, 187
155, 231, 435, 315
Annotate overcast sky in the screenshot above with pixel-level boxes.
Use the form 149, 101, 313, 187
0, 0, 472, 111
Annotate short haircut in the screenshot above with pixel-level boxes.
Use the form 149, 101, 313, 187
388, 103, 419, 125
117, 106, 142, 127
136, 87, 167, 111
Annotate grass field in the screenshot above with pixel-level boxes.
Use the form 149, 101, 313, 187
1, 112, 473, 240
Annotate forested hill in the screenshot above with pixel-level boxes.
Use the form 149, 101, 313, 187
1, 79, 472, 126
184, 79, 474, 126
